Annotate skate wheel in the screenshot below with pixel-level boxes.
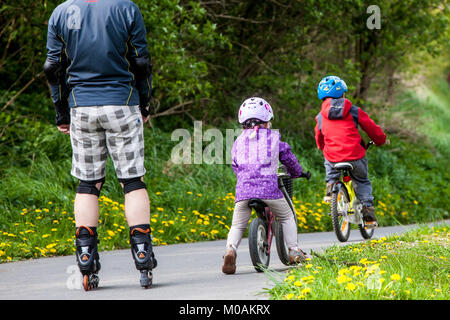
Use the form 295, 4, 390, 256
83, 275, 91, 291
83, 274, 99, 291
140, 271, 152, 289
91, 274, 99, 289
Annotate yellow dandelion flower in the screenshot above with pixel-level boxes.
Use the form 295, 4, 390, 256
301, 288, 311, 295
156, 207, 164, 212
107, 230, 115, 237
345, 283, 357, 291
285, 293, 294, 300
391, 274, 401, 281
339, 268, 350, 275
337, 275, 351, 284
294, 281, 303, 287
359, 258, 369, 264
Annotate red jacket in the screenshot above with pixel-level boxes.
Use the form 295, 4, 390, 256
315, 98, 386, 162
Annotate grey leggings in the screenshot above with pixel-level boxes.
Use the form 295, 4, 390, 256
324, 158, 374, 207
226, 198, 298, 250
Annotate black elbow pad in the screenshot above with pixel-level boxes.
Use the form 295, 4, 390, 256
43, 59, 63, 85
130, 54, 152, 80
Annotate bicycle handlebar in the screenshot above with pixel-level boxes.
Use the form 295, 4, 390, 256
300, 171, 311, 180
277, 170, 311, 180
365, 141, 374, 150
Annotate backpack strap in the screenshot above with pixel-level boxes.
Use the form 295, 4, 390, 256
316, 113, 323, 132
350, 105, 359, 128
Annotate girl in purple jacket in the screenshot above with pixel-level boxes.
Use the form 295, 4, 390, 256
222, 97, 307, 274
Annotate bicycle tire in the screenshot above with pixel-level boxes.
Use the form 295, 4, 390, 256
248, 217, 270, 272
274, 220, 290, 265
358, 223, 375, 239
331, 185, 351, 242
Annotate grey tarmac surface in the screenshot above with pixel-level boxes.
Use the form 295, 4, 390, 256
0, 220, 447, 300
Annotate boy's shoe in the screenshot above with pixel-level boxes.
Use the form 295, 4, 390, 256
288, 248, 308, 264
323, 183, 333, 203
222, 247, 237, 274
362, 206, 378, 226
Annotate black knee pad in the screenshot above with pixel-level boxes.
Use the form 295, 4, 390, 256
118, 177, 147, 194
76, 178, 105, 197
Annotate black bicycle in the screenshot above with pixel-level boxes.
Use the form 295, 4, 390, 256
248, 166, 311, 272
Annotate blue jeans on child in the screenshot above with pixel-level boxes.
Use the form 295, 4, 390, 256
324, 157, 374, 207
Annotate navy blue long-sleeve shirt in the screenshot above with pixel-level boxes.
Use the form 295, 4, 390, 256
46, 0, 151, 108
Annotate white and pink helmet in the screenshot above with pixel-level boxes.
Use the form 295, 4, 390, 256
238, 97, 273, 124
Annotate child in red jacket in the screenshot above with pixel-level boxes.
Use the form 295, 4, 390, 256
315, 76, 387, 226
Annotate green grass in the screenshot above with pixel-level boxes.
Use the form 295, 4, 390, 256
389, 79, 450, 157
265, 224, 450, 300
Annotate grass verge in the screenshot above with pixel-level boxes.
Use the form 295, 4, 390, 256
265, 224, 449, 300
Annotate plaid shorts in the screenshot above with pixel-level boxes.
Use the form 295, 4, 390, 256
70, 105, 145, 181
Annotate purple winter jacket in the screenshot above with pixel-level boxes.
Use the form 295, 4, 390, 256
231, 128, 303, 202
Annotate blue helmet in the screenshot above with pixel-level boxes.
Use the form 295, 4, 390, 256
317, 76, 348, 100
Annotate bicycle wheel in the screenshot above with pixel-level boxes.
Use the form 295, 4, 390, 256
248, 217, 270, 272
274, 220, 290, 266
331, 185, 351, 242
358, 223, 375, 239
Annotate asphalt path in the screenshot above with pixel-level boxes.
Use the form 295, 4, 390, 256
0, 221, 447, 300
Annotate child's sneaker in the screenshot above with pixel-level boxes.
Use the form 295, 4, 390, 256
222, 246, 237, 274
362, 206, 378, 226
323, 183, 333, 203
288, 248, 308, 264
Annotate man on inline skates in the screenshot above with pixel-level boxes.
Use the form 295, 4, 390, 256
44, 0, 156, 289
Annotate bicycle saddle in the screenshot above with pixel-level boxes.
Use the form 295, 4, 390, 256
248, 199, 268, 212
333, 162, 353, 171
